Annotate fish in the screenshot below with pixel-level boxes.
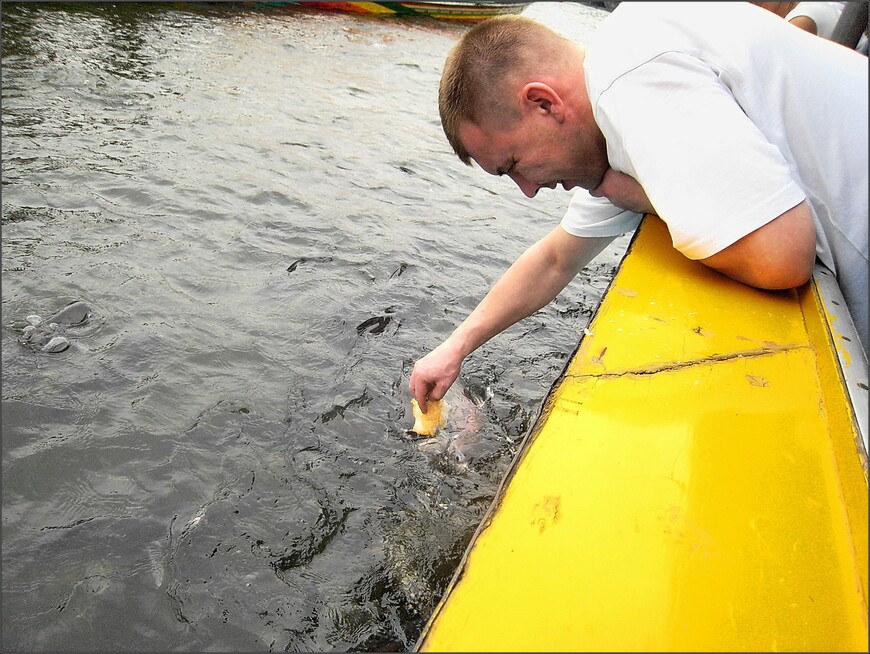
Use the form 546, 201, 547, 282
409, 385, 492, 467
17, 300, 91, 353
45, 300, 90, 326
41, 335, 71, 354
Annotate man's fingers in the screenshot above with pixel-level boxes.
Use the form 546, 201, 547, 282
410, 377, 432, 413
411, 380, 448, 415
424, 384, 449, 413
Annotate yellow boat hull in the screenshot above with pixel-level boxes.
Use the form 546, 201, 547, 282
416, 215, 868, 652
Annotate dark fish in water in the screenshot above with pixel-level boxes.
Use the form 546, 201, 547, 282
20, 324, 71, 353
40, 335, 72, 353
17, 300, 91, 353
45, 300, 90, 326
357, 315, 391, 335
389, 262, 408, 279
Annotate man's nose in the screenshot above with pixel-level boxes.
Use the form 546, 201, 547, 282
509, 172, 539, 198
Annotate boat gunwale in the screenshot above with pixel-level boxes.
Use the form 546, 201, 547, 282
811, 262, 868, 458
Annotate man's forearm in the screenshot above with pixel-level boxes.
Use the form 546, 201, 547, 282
444, 227, 614, 359
409, 228, 615, 410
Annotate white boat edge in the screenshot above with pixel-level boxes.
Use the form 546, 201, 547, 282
813, 262, 868, 458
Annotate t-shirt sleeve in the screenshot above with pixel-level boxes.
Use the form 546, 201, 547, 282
784, 2, 844, 39
594, 51, 806, 260
560, 188, 644, 238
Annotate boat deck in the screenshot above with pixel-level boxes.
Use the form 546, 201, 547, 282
416, 215, 868, 652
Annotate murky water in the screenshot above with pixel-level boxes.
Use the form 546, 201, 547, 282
1, 2, 623, 650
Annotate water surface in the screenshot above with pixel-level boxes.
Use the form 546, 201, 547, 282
1, 2, 623, 650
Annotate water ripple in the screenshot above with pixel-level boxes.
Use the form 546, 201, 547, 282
1, 2, 619, 651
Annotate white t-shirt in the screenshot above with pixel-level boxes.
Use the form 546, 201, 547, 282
785, 2, 846, 40
561, 1, 868, 352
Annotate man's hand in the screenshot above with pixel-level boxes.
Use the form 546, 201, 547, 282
408, 228, 616, 413
409, 339, 464, 413
590, 168, 655, 215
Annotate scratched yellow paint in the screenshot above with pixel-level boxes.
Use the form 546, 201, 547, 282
567, 216, 810, 377
416, 216, 867, 652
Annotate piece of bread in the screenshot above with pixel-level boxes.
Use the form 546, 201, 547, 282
411, 398, 449, 436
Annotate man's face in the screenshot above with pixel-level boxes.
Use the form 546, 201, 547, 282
457, 114, 608, 198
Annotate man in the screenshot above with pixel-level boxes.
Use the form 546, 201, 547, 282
409, 2, 868, 412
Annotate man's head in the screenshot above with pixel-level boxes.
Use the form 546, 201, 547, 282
438, 15, 609, 196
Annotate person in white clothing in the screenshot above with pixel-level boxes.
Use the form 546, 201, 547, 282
410, 2, 868, 411
753, 1, 868, 53
785, 1, 845, 39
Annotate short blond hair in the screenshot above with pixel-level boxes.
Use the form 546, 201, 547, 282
439, 15, 567, 165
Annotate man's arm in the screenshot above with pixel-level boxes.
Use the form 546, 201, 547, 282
409, 227, 615, 412
700, 200, 816, 289
592, 169, 817, 289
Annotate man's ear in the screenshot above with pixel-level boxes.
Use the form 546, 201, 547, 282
520, 82, 565, 122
